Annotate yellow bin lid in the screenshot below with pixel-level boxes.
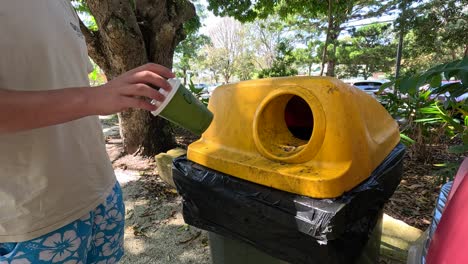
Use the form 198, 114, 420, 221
188, 77, 400, 198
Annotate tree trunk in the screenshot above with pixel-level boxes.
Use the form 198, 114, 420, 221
320, 0, 333, 76
81, 0, 196, 155
212, 70, 220, 83
394, 0, 407, 81
326, 59, 336, 77
364, 65, 370, 80
183, 68, 187, 86
325, 26, 340, 77
451, 49, 457, 61
223, 73, 230, 84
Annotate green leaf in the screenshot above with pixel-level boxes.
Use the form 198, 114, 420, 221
400, 133, 415, 145
414, 117, 442, 123
444, 69, 460, 80
419, 105, 442, 114
432, 82, 462, 96
460, 71, 468, 86
429, 74, 442, 88
444, 60, 461, 80
379, 81, 394, 92
400, 76, 419, 95
448, 145, 468, 154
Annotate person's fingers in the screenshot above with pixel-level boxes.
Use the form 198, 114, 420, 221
129, 70, 172, 92
120, 84, 166, 102
125, 63, 175, 80
121, 96, 158, 112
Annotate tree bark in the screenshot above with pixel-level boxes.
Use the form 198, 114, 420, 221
325, 22, 340, 77
82, 0, 196, 155
394, 0, 407, 81
320, 0, 333, 76
183, 68, 187, 86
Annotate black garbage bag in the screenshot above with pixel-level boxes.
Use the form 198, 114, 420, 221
173, 143, 405, 264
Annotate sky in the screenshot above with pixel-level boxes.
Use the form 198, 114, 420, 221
199, 1, 221, 35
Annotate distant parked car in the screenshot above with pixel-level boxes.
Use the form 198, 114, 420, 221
193, 83, 208, 92
352, 80, 388, 97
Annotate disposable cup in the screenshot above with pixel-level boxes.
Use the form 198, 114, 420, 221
151, 78, 213, 135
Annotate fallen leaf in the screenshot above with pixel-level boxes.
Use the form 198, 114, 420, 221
407, 184, 424, 190
177, 231, 201, 245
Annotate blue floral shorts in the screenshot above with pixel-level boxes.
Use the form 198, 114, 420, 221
0, 182, 125, 264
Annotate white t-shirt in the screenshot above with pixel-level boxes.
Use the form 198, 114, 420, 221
0, 0, 116, 242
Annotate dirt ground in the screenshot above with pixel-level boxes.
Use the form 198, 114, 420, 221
384, 143, 462, 230
108, 141, 211, 264
100, 115, 463, 264
119, 172, 211, 264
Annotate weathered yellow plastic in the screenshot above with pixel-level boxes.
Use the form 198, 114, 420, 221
187, 77, 400, 198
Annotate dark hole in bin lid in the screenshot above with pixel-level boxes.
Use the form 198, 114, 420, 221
284, 96, 313, 141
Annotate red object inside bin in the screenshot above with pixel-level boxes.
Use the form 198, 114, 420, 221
284, 96, 313, 141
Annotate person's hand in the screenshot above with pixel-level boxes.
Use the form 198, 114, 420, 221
88, 63, 175, 115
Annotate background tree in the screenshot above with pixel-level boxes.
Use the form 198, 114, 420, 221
206, 0, 395, 77
248, 17, 287, 71
174, 34, 210, 85
400, 0, 468, 75
235, 53, 256, 81
412, 0, 468, 59
258, 42, 299, 78
174, 1, 211, 85
74, 0, 196, 155
290, 28, 322, 75
336, 23, 396, 79
204, 17, 244, 83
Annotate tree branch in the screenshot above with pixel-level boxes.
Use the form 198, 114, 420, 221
78, 18, 109, 71
84, 0, 147, 78
135, 0, 197, 67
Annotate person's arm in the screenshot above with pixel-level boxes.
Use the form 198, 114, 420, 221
0, 63, 175, 134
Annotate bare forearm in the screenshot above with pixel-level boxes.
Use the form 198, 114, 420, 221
0, 87, 95, 133
0, 64, 175, 134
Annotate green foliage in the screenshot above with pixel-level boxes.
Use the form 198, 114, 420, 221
399, 0, 468, 74
183, 0, 207, 35
88, 62, 107, 86
337, 23, 396, 79
206, 0, 394, 76
71, 1, 98, 31
258, 42, 298, 78
235, 53, 256, 81
293, 46, 320, 75
201, 46, 231, 83
173, 1, 212, 84
206, 0, 390, 23
380, 58, 468, 96
174, 34, 210, 82
411, 0, 467, 58
187, 80, 209, 106
433, 162, 460, 183
184, 16, 202, 35
380, 58, 467, 167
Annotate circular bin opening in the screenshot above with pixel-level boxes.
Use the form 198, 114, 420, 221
285, 96, 314, 141
254, 93, 314, 161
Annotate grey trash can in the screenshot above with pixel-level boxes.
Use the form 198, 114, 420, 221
209, 210, 383, 264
